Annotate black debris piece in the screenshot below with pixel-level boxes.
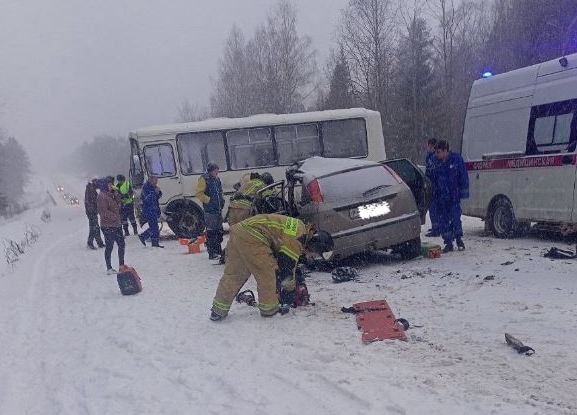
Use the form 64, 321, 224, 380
331, 266, 359, 283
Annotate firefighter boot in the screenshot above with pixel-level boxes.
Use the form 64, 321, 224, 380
210, 310, 226, 321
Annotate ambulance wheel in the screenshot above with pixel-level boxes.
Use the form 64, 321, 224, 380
488, 197, 518, 238
166, 201, 205, 238
399, 237, 421, 260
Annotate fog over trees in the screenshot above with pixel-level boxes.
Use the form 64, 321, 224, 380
207, 0, 577, 161
4, 0, 575, 190
65, 135, 129, 179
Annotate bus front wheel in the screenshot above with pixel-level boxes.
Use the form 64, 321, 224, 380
166, 201, 205, 239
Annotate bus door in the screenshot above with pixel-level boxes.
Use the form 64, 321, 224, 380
142, 142, 182, 205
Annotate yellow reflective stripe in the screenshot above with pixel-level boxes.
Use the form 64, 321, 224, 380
230, 199, 252, 209
240, 222, 268, 244
279, 245, 300, 261
258, 302, 279, 313
284, 217, 299, 236
212, 300, 231, 312
244, 219, 284, 232
244, 180, 262, 195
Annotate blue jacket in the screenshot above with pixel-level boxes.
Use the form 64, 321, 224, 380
433, 152, 469, 203
425, 152, 437, 179
141, 181, 162, 219
195, 174, 224, 215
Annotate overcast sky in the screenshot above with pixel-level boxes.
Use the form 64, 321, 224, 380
0, 0, 348, 167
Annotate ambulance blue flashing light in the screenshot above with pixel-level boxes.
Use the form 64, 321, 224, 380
482, 71, 493, 78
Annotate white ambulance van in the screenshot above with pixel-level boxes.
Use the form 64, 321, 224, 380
461, 53, 577, 237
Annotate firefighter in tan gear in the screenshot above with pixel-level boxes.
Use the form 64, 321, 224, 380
227, 172, 275, 226
210, 214, 334, 321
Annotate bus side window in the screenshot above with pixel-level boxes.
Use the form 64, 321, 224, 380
143, 144, 176, 177
226, 128, 274, 169
275, 123, 321, 165
321, 119, 368, 158
176, 131, 227, 174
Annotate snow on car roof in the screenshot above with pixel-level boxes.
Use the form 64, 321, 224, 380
131, 108, 379, 138
298, 156, 379, 178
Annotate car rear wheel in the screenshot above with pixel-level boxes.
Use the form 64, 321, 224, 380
488, 197, 519, 238
398, 237, 421, 260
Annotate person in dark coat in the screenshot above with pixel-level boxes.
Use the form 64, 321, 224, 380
96, 178, 125, 274
433, 140, 469, 252
138, 176, 164, 248
195, 162, 224, 260
425, 138, 441, 237
85, 178, 104, 249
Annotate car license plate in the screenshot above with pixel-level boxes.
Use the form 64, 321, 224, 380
350, 201, 391, 220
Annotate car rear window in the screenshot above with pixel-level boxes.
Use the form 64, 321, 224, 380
317, 166, 398, 203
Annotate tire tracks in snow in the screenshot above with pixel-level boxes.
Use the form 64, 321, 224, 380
0, 221, 86, 415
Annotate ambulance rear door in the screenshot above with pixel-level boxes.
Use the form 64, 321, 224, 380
523, 58, 577, 222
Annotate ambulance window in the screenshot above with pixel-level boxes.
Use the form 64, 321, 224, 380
529, 99, 577, 154
553, 113, 573, 144
533, 116, 555, 146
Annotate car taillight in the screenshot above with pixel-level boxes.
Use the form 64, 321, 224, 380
307, 179, 324, 203
383, 165, 403, 184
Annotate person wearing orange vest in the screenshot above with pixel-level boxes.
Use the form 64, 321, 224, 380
210, 214, 333, 321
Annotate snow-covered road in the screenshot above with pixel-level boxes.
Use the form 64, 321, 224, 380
1, 192, 576, 414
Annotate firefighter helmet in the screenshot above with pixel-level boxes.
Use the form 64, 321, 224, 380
261, 172, 274, 185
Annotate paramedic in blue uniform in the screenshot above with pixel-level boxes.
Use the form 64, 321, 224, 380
433, 140, 469, 252
425, 138, 440, 237
139, 175, 164, 248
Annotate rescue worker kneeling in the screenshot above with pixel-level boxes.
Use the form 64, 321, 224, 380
210, 214, 333, 321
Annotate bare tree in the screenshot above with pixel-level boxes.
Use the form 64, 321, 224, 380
322, 48, 356, 110
175, 99, 209, 123
394, 7, 434, 160
338, 0, 398, 117
211, 25, 257, 117
211, 1, 316, 117
424, 0, 491, 148
250, 0, 316, 114
483, 0, 577, 73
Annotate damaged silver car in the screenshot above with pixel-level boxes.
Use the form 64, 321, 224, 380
253, 156, 429, 261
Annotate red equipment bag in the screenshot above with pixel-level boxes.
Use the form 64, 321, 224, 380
117, 265, 142, 296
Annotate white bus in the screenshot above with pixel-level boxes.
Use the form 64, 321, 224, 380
129, 108, 386, 237
461, 53, 577, 237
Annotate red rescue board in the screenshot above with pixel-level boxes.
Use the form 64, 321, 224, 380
354, 300, 407, 343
